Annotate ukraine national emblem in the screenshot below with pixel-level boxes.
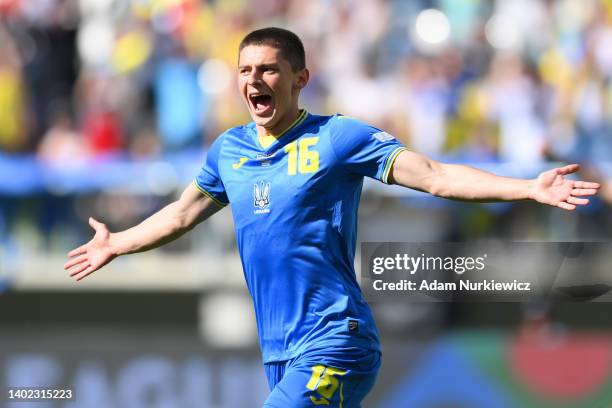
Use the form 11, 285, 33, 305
254, 181, 271, 213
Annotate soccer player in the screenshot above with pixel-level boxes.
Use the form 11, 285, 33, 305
64, 27, 600, 407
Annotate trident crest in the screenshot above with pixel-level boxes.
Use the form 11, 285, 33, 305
254, 181, 270, 209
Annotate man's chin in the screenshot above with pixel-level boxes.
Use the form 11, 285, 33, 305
250, 111, 275, 126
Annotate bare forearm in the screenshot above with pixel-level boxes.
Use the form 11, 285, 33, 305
65, 184, 220, 281
430, 163, 534, 202
108, 201, 194, 256
392, 152, 598, 210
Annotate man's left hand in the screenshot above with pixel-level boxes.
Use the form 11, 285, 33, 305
531, 164, 600, 211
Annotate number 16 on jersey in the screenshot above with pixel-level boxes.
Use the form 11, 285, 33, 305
285, 137, 319, 175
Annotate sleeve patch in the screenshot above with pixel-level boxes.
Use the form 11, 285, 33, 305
373, 131, 396, 142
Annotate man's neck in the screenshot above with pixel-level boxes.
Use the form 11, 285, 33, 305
256, 107, 301, 139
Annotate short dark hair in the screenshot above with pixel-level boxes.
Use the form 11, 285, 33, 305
239, 27, 305, 71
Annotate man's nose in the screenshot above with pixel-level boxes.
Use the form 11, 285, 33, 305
247, 70, 262, 85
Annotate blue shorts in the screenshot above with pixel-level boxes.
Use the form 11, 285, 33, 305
263, 348, 381, 408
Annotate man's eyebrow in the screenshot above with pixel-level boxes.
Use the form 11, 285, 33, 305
238, 63, 280, 69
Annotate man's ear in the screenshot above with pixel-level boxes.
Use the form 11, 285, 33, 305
295, 68, 310, 89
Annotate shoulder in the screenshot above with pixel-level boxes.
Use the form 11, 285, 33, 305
297, 112, 334, 132
299, 113, 372, 137
220, 122, 253, 142
329, 114, 381, 134
324, 114, 389, 145
209, 122, 253, 150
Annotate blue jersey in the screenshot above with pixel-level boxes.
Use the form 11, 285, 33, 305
195, 110, 406, 363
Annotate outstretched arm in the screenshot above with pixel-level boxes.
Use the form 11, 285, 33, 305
389, 150, 600, 210
64, 183, 223, 281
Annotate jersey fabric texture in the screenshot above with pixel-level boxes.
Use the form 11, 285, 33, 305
195, 110, 406, 364
263, 347, 381, 407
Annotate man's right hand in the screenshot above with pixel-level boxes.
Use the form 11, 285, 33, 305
64, 217, 117, 281
63, 183, 225, 282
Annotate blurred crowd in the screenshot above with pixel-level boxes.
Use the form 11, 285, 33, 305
0, 0, 610, 166
0, 0, 612, 253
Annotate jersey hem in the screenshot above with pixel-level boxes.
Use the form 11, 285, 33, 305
262, 339, 381, 364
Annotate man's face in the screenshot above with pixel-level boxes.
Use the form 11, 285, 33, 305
238, 44, 308, 132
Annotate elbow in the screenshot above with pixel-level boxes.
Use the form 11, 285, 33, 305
428, 182, 445, 198
428, 181, 452, 198
170, 211, 191, 233
425, 163, 450, 198
176, 216, 195, 232
176, 208, 203, 232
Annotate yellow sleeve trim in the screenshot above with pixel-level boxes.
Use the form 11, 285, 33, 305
381, 147, 407, 184
192, 180, 228, 208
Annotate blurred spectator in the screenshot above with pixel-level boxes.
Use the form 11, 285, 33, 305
78, 72, 124, 155
17, 0, 79, 147
37, 104, 84, 163
154, 54, 204, 150
0, 22, 26, 151
400, 56, 450, 157
485, 52, 546, 165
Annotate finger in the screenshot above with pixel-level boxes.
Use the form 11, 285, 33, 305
69, 262, 91, 277
571, 188, 599, 196
89, 217, 105, 232
558, 202, 576, 211
75, 265, 96, 281
567, 196, 589, 206
68, 244, 87, 258
573, 181, 600, 189
64, 255, 88, 270
556, 164, 580, 175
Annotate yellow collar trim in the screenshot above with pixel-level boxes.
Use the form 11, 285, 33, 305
258, 109, 308, 149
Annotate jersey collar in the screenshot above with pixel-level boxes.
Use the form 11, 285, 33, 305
255, 109, 309, 150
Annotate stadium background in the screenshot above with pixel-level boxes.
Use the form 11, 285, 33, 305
1, 0, 611, 406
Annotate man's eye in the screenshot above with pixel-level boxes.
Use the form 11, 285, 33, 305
265, 68, 277, 73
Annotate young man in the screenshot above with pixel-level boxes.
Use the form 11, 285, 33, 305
65, 28, 600, 407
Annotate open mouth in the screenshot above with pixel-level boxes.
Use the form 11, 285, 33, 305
248, 94, 273, 115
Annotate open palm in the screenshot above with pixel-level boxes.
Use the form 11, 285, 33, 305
64, 217, 116, 281
531, 164, 600, 211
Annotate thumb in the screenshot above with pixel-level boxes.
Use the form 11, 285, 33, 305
556, 163, 580, 176
89, 217, 106, 232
